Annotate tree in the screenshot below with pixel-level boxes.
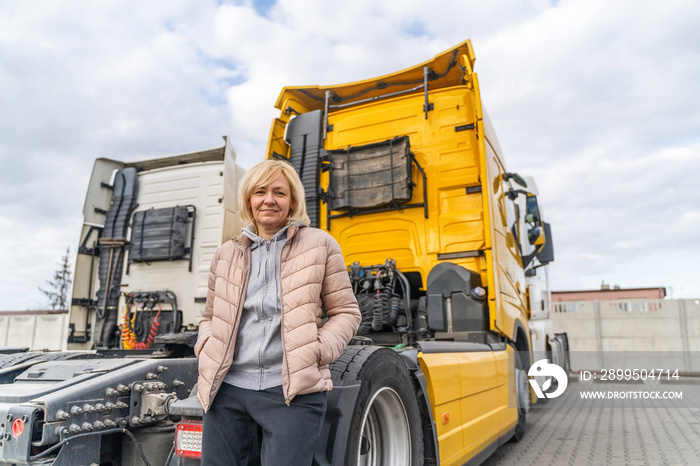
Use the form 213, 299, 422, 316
39, 248, 73, 311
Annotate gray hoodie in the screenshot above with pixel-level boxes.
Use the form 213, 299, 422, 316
223, 223, 294, 390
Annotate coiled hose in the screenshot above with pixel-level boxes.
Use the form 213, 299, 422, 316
357, 294, 373, 335
372, 285, 392, 331
120, 304, 161, 350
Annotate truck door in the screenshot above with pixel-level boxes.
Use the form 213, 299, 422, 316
483, 139, 528, 339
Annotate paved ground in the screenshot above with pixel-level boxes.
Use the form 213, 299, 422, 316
482, 378, 700, 465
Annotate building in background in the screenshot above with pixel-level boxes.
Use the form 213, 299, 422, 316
550, 284, 698, 372
0, 310, 69, 352
552, 284, 666, 303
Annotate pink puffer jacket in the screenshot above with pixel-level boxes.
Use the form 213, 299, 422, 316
194, 225, 361, 411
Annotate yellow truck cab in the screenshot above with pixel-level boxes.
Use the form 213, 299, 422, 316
265, 39, 551, 465
0, 41, 556, 466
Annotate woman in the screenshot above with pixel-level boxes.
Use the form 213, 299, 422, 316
195, 159, 361, 465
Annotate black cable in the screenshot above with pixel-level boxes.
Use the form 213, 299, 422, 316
91, 304, 103, 320
298, 49, 460, 105
164, 441, 176, 466
29, 428, 153, 466
122, 428, 154, 466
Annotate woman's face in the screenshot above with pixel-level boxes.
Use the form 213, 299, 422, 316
249, 174, 293, 238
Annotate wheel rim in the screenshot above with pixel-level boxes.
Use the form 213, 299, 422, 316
356, 386, 411, 466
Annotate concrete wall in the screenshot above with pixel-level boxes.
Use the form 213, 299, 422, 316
551, 299, 700, 372
552, 287, 666, 301
0, 312, 68, 351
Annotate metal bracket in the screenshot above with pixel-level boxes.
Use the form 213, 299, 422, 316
423, 67, 432, 119
129, 379, 176, 427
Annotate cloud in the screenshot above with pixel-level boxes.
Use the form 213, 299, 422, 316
477, 0, 700, 164
0, 0, 235, 309
1, 0, 699, 310
469, 0, 700, 296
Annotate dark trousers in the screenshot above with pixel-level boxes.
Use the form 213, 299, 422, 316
201, 383, 327, 466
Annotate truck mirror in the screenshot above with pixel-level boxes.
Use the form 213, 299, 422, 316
537, 223, 555, 264
503, 172, 528, 188
525, 194, 541, 226
528, 226, 545, 247
521, 227, 545, 268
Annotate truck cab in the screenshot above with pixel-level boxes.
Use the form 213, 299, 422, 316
263, 39, 552, 465
68, 138, 245, 351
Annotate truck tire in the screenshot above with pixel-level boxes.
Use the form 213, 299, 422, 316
0, 352, 106, 384
554, 334, 571, 374
331, 346, 423, 466
511, 349, 528, 442
0, 352, 44, 369
0, 351, 104, 369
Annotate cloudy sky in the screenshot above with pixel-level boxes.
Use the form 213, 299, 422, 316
1, 0, 699, 310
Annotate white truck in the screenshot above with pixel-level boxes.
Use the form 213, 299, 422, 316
520, 177, 569, 373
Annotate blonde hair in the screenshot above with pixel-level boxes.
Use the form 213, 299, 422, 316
238, 159, 311, 229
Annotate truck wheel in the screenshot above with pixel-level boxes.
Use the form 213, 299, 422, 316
511, 349, 528, 442
332, 346, 423, 466
555, 334, 571, 374
0, 352, 43, 368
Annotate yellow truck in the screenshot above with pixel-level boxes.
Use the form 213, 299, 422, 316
263, 39, 554, 465
0, 40, 559, 466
